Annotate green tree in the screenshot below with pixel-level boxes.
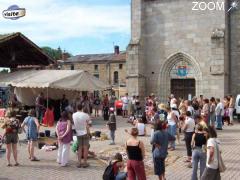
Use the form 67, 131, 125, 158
41, 46, 72, 60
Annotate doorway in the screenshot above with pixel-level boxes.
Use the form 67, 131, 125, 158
171, 79, 196, 100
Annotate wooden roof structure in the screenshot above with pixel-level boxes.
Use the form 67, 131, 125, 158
0, 32, 55, 68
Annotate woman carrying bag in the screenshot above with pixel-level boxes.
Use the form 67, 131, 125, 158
201, 127, 226, 180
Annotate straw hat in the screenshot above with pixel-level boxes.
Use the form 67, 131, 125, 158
158, 103, 167, 111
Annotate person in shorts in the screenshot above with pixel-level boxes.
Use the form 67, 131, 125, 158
1, 110, 20, 166
73, 104, 90, 168
121, 93, 129, 118
21, 109, 40, 161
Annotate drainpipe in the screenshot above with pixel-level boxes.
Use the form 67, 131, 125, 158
227, 0, 232, 95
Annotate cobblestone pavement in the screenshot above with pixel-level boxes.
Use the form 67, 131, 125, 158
0, 116, 240, 180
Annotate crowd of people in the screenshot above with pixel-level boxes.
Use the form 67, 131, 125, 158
1, 92, 233, 180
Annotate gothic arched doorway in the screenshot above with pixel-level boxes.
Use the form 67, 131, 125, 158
158, 52, 202, 101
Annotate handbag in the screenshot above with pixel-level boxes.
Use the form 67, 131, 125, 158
215, 141, 226, 173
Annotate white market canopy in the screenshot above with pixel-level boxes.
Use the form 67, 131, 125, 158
0, 70, 109, 105
0, 70, 109, 91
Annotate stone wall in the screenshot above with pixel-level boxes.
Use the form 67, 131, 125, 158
230, 7, 240, 96
62, 62, 126, 86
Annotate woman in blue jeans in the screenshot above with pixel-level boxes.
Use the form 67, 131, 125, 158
167, 107, 177, 150
191, 124, 207, 180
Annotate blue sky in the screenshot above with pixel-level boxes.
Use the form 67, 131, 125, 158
0, 0, 131, 55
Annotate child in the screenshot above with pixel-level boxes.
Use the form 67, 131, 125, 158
112, 153, 127, 180
127, 112, 136, 124
107, 107, 116, 145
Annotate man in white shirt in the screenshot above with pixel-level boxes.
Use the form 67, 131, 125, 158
183, 111, 195, 162
121, 93, 129, 118
170, 94, 177, 107
73, 104, 90, 168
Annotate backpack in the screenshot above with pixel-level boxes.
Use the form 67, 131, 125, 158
103, 161, 116, 180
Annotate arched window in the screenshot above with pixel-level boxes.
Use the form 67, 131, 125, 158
114, 71, 119, 84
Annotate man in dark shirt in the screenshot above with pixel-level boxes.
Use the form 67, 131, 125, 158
35, 92, 45, 123
60, 94, 69, 112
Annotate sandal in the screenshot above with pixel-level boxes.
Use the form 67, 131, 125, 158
31, 157, 40, 161
7, 164, 12, 167
14, 163, 19, 166
82, 163, 89, 168
77, 164, 82, 168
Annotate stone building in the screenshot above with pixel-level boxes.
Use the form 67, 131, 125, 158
61, 46, 126, 97
127, 0, 240, 100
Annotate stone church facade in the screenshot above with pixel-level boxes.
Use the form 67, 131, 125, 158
126, 0, 240, 101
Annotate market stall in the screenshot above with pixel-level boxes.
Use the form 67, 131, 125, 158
0, 70, 109, 106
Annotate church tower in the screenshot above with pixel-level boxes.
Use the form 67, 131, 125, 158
229, 2, 240, 96
127, 0, 229, 100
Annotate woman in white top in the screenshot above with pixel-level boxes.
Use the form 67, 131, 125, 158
167, 106, 177, 151
183, 111, 195, 162
201, 127, 221, 180
135, 118, 146, 136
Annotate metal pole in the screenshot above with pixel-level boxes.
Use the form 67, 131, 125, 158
47, 87, 49, 109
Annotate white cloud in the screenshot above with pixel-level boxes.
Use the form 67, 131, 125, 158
0, 0, 130, 42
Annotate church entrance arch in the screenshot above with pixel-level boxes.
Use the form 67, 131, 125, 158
158, 52, 202, 101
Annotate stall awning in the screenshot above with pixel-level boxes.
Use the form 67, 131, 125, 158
0, 70, 109, 91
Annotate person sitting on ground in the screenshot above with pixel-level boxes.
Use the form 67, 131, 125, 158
127, 112, 136, 124
112, 153, 127, 180
106, 107, 117, 145
135, 118, 146, 136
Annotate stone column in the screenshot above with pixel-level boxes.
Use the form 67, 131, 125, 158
126, 0, 146, 98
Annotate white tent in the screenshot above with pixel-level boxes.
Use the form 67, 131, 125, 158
0, 70, 109, 105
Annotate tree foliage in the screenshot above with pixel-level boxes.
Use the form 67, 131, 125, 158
41, 46, 72, 60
